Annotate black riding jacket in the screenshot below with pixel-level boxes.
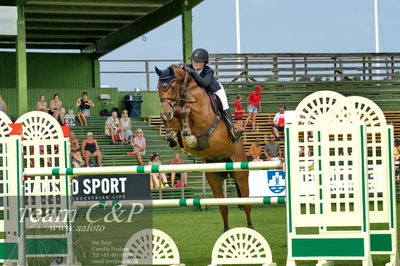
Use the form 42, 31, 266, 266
188, 64, 221, 93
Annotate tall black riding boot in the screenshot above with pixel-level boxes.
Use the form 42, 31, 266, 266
223, 109, 244, 141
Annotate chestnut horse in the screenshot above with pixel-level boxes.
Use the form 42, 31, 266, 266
155, 65, 252, 231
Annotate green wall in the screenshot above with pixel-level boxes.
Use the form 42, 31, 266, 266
118, 91, 161, 117
0, 87, 119, 119
0, 52, 96, 88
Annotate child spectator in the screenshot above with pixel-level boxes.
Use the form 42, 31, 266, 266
50, 93, 65, 125
233, 95, 244, 128
82, 132, 102, 167
244, 85, 262, 131
127, 128, 146, 165
105, 111, 122, 145
273, 105, 286, 140
149, 152, 169, 188
247, 138, 263, 161
69, 131, 84, 167
64, 110, 76, 126
264, 133, 283, 161
0, 95, 7, 113
169, 152, 188, 187
120, 110, 133, 144
36, 95, 48, 112
76, 92, 94, 126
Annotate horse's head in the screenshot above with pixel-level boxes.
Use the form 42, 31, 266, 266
155, 65, 187, 121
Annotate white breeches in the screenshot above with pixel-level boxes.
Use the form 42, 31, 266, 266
215, 83, 229, 110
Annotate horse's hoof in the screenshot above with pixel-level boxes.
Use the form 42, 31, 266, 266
185, 135, 197, 148
223, 227, 230, 232
247, 224, 254, 230
168, 139, 178, 149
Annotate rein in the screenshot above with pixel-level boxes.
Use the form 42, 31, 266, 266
159, 69, 198, 109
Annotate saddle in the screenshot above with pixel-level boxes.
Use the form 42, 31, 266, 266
208, 93, 223, 118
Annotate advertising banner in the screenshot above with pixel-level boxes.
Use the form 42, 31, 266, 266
249, 170, 286, 197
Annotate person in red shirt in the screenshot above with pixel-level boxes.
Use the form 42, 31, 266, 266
244, 85, 262, 131
169, 153, 188, 187
233, 95, 244, 128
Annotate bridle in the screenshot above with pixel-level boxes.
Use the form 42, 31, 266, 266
158, 67, 197, 110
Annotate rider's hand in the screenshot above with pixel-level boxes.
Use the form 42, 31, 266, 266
184, 66, 195, 75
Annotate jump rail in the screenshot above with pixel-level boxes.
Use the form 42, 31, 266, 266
24, 161, 283, 177
72, 197, 286, 208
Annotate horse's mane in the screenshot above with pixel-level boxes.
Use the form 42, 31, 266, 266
169, 64, 198, 87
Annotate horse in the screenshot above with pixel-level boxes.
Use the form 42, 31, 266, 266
155, 64, 252, 232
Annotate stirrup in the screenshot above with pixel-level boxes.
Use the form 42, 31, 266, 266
232, 128, 244, 140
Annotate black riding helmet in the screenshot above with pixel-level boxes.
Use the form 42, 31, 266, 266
189, 48, 209, 63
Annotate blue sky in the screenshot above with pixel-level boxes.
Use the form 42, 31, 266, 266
101, 0, 400, 90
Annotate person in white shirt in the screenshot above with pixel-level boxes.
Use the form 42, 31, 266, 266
273, 105, 286, 140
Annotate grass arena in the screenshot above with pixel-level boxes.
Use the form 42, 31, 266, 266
0, 91, 396, 266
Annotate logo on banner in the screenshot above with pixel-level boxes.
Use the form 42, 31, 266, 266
267, 171, 286, 194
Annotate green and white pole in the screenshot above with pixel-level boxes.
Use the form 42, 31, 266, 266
24, 161, 284, 177
72, 197, 286, 208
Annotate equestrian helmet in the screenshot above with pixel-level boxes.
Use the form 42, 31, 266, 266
189, 48, 209, 63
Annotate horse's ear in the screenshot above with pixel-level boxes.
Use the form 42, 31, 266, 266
168, 67, 175, 76
155, 66, 162, 76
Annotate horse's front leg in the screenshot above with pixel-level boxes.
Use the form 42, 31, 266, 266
180, 105, 197, 148
161, 117, 178, 149
180, 105, 192, 136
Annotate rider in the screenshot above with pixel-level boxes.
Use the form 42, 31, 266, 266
184, 48, 244, 141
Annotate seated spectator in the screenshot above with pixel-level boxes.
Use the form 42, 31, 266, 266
272, 105, 286, 140
127, 128, 146, 165
82, 132, 102, 167
247, 138, 263, 161
76, 92, 94, 126
394, 140, 400, 161
50, 93, 65, 125
169, 152, 188, 187
70, 132, 84, 167
64, 110, 76, 126
264, 133, 283, 161
36, 95, 48, 112
0, 95, 7, 113
120, 110, 133, 144
149, 152, 169, 188
105, 111, 122, 144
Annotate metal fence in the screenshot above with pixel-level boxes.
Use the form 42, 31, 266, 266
100, 53, 400, 91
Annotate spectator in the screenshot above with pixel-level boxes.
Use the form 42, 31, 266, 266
50, 94, 65, 125
394, 140, 400, 161
247, 138, 263, 161
127, 128, 146, 165
264, 133, 283, 161
105, 111, 122, 145
82, 132, 102, 167
169, 152, 188, 187
233, 95, 244, 128
120, 110, 133, 144
0, 95, 7, 113
243, 85, 262, 131
76, 92, 94, 126
272, 105, 286, 140
36, 95, 48, 112
64, 110, 76, 126
69, 131, 84, 167
149, 152, 169, 188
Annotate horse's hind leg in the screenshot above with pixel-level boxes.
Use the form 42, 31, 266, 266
205, 172, 230, 232
233, 170, 253, 229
